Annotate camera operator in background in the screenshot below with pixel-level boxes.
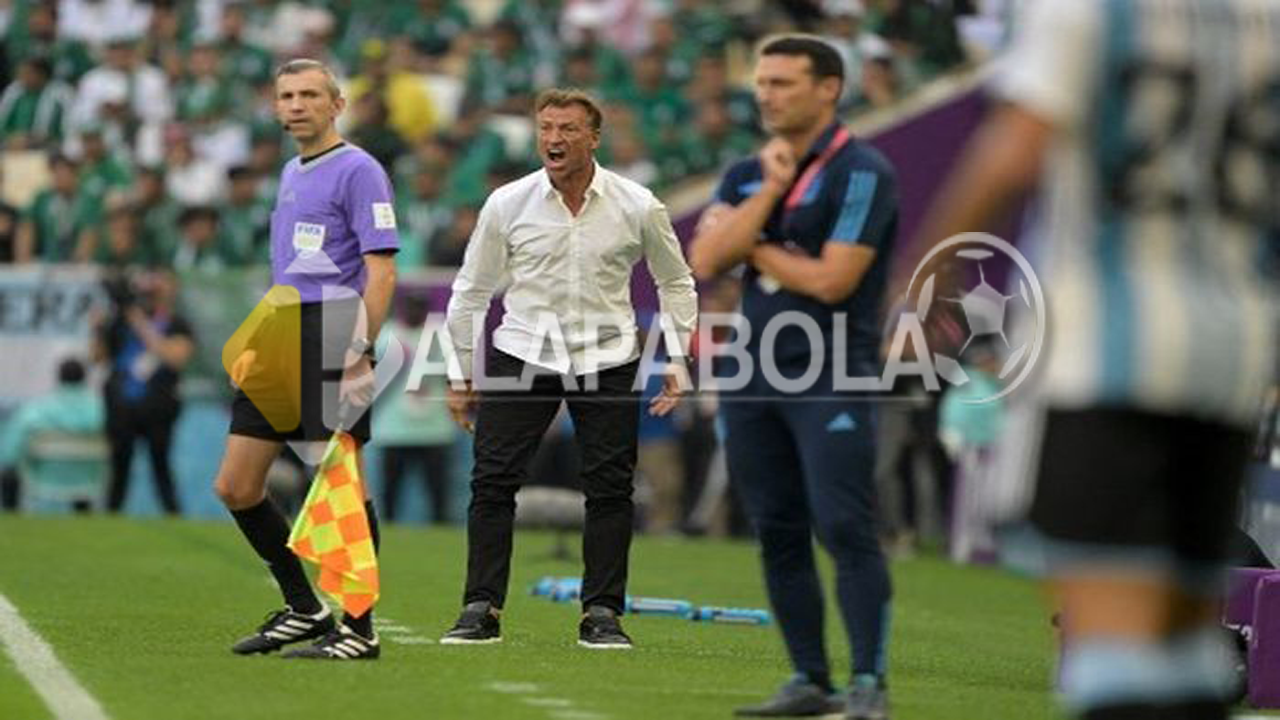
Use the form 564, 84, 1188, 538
93, 268, 195, 515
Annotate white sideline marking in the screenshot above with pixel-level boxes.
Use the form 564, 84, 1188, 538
550, 712, 608, 720
489, 681, 541, 694
373, 624, 413, 634
522, 697, 573, 707
386, 636, 435, 645
0, 592, 109, 720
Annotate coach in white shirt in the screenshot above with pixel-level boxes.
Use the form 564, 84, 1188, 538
441, 88, 696, 649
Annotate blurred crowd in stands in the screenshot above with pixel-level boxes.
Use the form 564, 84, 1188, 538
0, 0, 1010, 545
0, 0, 992, 270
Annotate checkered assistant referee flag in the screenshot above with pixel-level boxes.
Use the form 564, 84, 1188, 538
287, 430, 379, 617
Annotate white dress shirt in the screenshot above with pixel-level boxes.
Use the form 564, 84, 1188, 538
447, 163, 697, 379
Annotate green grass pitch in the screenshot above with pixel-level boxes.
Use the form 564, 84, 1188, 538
0, 515, 1064, 719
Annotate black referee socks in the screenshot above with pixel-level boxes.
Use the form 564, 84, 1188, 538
230, 497, 324, 615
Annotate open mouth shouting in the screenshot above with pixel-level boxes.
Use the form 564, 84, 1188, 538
545, 147, 568, 167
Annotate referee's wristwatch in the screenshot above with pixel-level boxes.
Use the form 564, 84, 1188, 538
349, 337, 376, 361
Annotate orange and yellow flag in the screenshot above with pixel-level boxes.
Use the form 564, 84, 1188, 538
287, 431, 379, 617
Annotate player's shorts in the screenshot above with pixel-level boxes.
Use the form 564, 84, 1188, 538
1028, 407, 1252, 567
229, 299, 372, 444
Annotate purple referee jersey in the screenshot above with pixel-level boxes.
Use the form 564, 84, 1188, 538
270, 143, 399, 302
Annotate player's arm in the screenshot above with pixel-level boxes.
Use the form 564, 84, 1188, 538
444, 197, 507, 431
911, 105, 1053, 255
688, 138, 796, 280
640, 195, 698, 416
14, 216, 34, 263
361, 251, 397, 343
752, 165, 894, 304
125, 309, 195, 370
910, 0, 1088, 263
750, 243, 877, 305
345, 161, 402, 351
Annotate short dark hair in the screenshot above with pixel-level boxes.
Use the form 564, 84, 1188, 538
275, 58, 342, 99
179, 205, 219, 227
58, 358, 86, 386
534, 88, 603, 133
760, 35, 846, 86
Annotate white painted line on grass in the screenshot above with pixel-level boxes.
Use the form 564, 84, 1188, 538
0, 591, 109, 720
373, 624, 414, 634
386, 636, 436, 645
522, 697, 573, 708
488, 681, 541, 694
549, 711, 608, 720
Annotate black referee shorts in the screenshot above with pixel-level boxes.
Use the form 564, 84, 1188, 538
229, 298, 372, 444
1028, 407, 1252, 566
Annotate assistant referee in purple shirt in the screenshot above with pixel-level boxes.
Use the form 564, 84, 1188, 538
213, 59, 398, 661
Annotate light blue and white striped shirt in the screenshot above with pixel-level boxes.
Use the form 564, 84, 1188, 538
1000, 0, 1280, 427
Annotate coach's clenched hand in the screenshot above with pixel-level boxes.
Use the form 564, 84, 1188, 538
447, 381, 477, 433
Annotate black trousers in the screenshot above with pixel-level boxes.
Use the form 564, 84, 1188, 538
105, 399, 181, 514
382, 445, 451, 523
464, 351, 640, 613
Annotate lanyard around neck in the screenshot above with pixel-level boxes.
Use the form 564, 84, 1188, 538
782, 126, 852, 216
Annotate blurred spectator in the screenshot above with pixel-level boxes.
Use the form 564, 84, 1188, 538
94, 269, 194, 515
671, 0, 736, 51
346, 91, 408, 171
439, 109, 509, 207
499, 0, 561, 77
393, 133, 456, 203
14, 153, 98, 263
140, 0, 187, 71
58, 0, 152, 50
171, 205, 239, 270
821, 0, 895, 110
683, 53, 759, 136
615, 48, 688, 162
347, 38, 439, 145
636, 340, 686, 534
645, 13, 698, 88
868, 0, 966, 84
247, 129, 284, 201
938, 341, 1004, 563
559, 47, 605, 99
374, 294, 459, 524
0, 357, 105, 512
559, 4, 632, 98
219, 165, 270, 263
0, 165, 16, 263
394, 0, 472, 63
131, 166, 181, 263
164, 127, 227, 206
665, 100, 757, 186
857, 53, 901, 110
395, 162, 453, 268
92, 204, 154, 268
5, 3, 96, 84
76, 125, 132, 201
217, 1, 274, 89
70, 35, 173, 155
177, 42, 236, 126
242, 0, 330, 59
0, 55, 72, 148
604, 127, 657, 187
8, 3, 94, 85
462, 19, 541, 116
427, 202, 476, 267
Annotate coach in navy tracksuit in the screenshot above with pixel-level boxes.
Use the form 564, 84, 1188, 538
690, 36, 897, 719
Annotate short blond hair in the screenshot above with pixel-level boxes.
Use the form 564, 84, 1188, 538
275, 58, 342, 99
534, 88, 603, 133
